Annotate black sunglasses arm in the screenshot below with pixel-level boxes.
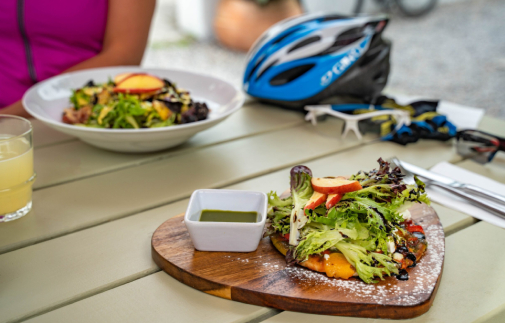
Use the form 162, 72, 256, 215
457, 129, 505, 151
499, 137, 505, 151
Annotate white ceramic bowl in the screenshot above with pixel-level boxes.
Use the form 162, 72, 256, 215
23, 66, 244, 153
184, 189, 268, 252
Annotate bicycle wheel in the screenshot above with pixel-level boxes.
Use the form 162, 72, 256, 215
395, 0, 438, 17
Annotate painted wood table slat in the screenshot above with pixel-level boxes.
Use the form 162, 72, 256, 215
478, 115, 505, 138
18, 204, 468, 323
31, 119, 76, 148
0, 121, 369, 255
23, 272, 276, 323
260, 221, 505, 323
455, 158, 505, 184
0, 140, 471, 323
2, 106, 504, 323
32, 104, 305, 190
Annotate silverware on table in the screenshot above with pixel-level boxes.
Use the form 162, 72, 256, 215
397, 159, 505, 205
390, 157, 505, 219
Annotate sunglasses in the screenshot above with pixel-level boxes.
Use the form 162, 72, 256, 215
304, 104, 411, 140
456, 130, 505, 164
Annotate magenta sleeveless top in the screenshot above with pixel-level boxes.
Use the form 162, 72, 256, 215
0, 0, 108, 108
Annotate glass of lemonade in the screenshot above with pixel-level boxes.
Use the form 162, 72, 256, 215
0, 115, 36, 222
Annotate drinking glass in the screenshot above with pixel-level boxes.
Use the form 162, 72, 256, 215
0, 115, 36, 222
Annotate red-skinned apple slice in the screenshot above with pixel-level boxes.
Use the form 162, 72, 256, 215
114, 73, 135, 84
114, 74, 164, 93
325, 193, 343, 209
114, 73, 148, 85
304, 191, 327, 210
311, 177, 362, 195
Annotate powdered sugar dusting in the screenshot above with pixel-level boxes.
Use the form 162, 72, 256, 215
221, 205, 445, 306
179, 204, 445, 309
274, 222, 444, 306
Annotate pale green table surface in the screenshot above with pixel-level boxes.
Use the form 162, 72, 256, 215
1, 102, 504, 323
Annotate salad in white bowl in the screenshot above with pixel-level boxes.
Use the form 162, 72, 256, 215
23, 67, 243, 153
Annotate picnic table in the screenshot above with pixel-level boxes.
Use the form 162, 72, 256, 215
1, 100, 505, 323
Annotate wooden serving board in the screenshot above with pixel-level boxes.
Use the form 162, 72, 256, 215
152, 203, 444, 319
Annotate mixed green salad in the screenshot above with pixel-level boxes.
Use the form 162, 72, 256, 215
62, 76, 209, 129
267, 158, 430, 283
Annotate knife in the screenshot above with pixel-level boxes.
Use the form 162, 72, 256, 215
398, 160, 505, 206
391, 158, 505, 219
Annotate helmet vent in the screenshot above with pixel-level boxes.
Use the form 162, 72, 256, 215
246, 54, 266, 81
359, 47, 381, 67
365, 20, 388, 33
316, 27, 364, 56
269, 64, 315, 86
256, 59, 279, 80
321, 15, 348, 22
317, 35, 363, 56
373, 70, 386, 83
272, 27, 302, 45
340, 27, 365, 38
288, 36, 321, 53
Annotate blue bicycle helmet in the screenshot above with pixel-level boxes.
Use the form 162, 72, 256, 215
243, 13, 391, 110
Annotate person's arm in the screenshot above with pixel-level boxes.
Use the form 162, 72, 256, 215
2, 0, 156, 118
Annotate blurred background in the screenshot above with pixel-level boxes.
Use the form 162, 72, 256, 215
142, 0, 504, 119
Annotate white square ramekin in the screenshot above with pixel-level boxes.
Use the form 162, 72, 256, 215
184, 189, 268, 252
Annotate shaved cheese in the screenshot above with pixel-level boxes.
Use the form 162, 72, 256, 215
393, 252, 404, 262
400, 209, 412, 221
387, 237, 396, 254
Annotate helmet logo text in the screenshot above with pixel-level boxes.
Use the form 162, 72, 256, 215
320, 45, 366, 87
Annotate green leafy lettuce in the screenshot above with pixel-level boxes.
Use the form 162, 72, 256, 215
266, 158, 430, 283
288, 166, 313, 245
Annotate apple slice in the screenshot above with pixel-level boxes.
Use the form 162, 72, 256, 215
114, 74, 164, 93
325, 193, 343, 209
114, 73, 134, 84
311, 177, 362, 195
304, 191, 327, 210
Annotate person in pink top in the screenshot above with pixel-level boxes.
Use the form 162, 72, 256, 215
0, 0, 155, 117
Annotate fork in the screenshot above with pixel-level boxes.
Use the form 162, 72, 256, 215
390, 157, 505, 219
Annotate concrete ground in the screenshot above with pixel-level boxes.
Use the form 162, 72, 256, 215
143, 0, 505, 119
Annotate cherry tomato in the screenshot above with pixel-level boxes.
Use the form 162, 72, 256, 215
403, 219, 413, 226
406, 224, 425, 234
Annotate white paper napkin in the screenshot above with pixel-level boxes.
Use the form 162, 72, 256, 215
427, 162, 505, 229
436, 101, 485, 130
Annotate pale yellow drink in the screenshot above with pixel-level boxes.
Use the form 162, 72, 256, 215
0, 136, 34, 215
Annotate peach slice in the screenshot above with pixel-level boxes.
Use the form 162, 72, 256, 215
311, 177, 362, 195
324, 253, 355, 279
114, 74, 164, 93
304, 191, 327, 210
325, 193, 343, 209
114, 73, 134, 84
153, 100, 172, 121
